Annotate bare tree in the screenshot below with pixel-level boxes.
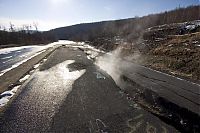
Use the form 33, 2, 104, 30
9, 22, 15, 32
3, 26, 6, 31
29, 24, 32, 31
33, 22, 38, 31
24, 24, 30, 33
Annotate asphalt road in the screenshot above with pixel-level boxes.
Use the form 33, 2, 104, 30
0, 46, 178, 132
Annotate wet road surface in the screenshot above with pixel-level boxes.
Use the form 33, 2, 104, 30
0, 46, 178, 132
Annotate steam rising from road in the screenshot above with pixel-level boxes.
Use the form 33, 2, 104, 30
95, 46, 141, 88
94, 20, 150, 86
95, 48, 122, 85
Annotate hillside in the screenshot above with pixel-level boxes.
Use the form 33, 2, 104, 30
135, 20, 200, 81
49, 5, 199, 43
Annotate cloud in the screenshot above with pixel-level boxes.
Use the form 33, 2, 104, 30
0, 17, 66, 31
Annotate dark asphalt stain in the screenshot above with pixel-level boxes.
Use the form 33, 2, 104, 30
67, 62, 87, 72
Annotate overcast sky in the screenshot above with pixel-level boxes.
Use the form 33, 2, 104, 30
0, 0, 199, 31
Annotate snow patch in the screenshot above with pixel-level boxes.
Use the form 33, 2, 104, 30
58, 60, 86, 80
185, 25, 196, 30
11, 85, 21, 93
0, 85, 20, 107
1, 91, 14, 97
0, 45, 45, 55
19, 75, 30, 82
34, 63, 40, 69
0, 98, 9, 107
52, 40, 76, 45
20, 55, 28, 58
87, 55, 92, 60
2, 59, 13, 64
0, 50, 45, 77
85, 50, 99, 59
1, 56, 12, 59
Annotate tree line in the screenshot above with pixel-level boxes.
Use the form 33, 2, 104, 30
0, 22, 56, 47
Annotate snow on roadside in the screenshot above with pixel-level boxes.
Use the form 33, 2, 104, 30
0, 85, 21, 107
69, 42, 105, 54
0, 40, 78, 77
0, 40, 77, 56
69, 42, 105, 60
0, 45, 44, 55
19, 74, 30, 82
52, 40, 76, 45
0, 50, 45, 77
0, 40, 100, 77
1, 56, 12, 59
11, 85, 20, 93
0, 40, 64, 55
33, 63, 40, 69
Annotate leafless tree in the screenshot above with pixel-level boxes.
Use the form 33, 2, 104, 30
33, 22, 38, 31
24, 24, 31, 33
9, 22, 15, 32
3, 26, 6, 31
29, 24, 32, 31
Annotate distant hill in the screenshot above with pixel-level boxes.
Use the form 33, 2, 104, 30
48, 5, 200, 43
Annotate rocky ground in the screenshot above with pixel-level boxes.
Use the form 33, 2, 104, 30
141, 20, 200, 82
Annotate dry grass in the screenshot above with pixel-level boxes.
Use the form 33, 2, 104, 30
168, 32, 200, 44
146, 32, 200, 81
